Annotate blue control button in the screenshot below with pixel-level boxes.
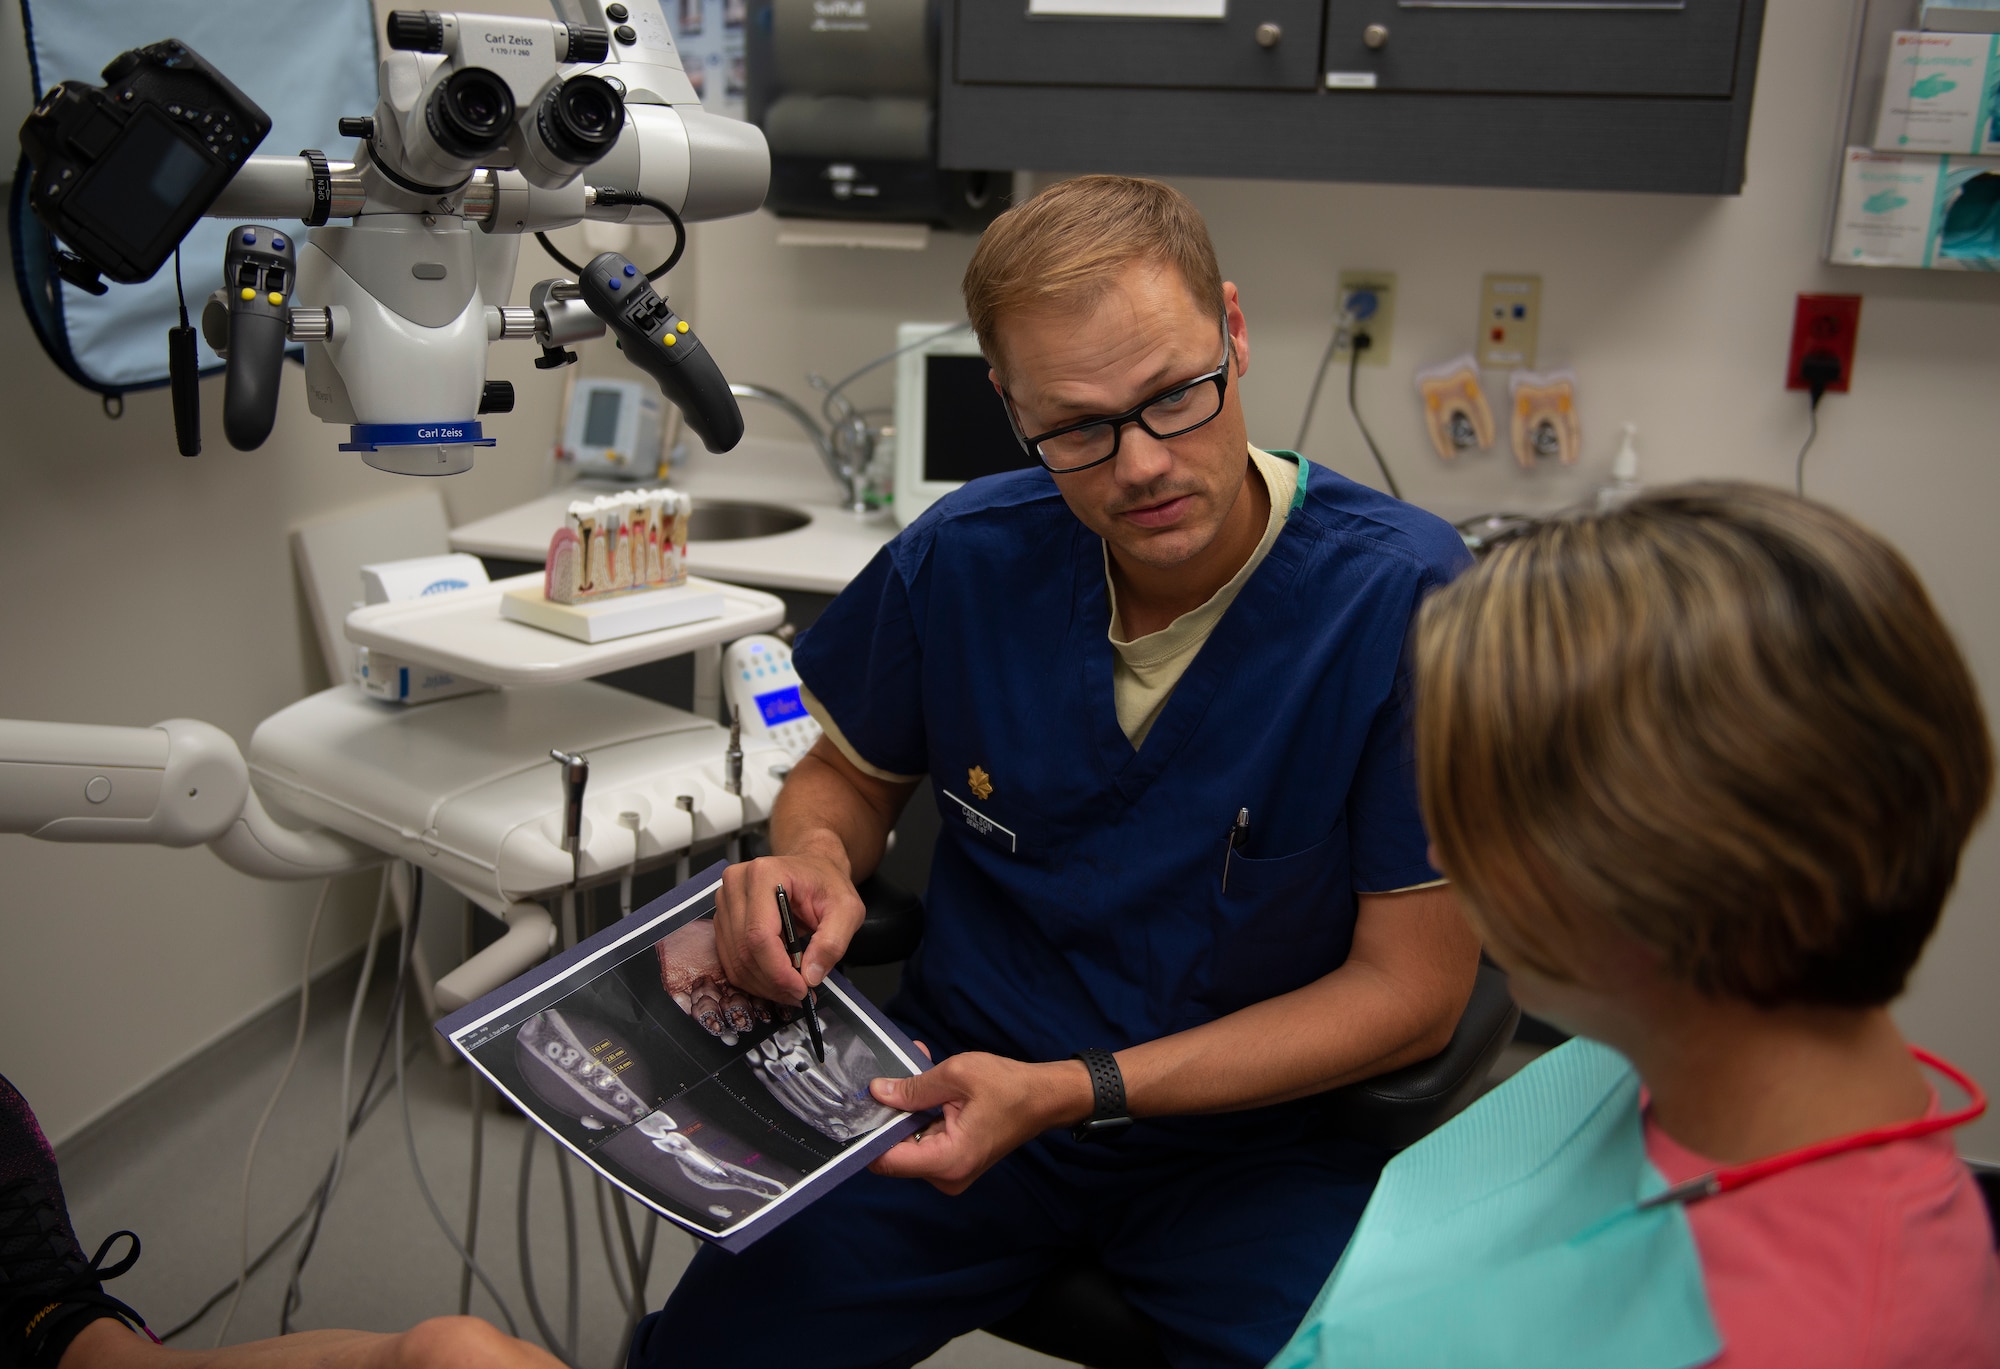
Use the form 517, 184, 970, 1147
272, 236, 286, 251
608, 278, 621, 291
240, 229, 255, 244
622, 263, 636, 277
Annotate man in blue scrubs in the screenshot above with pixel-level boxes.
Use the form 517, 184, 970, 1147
636, 176, 1480, 1369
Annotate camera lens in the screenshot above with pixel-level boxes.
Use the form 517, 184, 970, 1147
427, 67, 515, 158
538, 74, 624, 167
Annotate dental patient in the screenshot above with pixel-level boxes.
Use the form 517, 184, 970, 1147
1272, 483, 2000, 1368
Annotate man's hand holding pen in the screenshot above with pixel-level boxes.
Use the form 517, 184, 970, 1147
714, 842, 866, 1003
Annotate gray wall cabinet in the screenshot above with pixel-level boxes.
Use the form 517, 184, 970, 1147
941, 1, 1769, 195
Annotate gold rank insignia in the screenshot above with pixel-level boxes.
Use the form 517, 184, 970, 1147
968, 766, 993, 801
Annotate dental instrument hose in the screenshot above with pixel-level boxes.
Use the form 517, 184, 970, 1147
394, 870, 525, 1339
163, 940, 417, 1341
279, 868, 393, 1331
214, 877, 334, 1346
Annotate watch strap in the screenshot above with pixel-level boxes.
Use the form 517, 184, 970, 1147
1070, 1048, 1132, 1142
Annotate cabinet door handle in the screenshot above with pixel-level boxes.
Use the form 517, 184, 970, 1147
1362, 23, 1390, 49
1255, 21, 1282, 47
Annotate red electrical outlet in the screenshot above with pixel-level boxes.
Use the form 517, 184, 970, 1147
1786, 294, 1862, 393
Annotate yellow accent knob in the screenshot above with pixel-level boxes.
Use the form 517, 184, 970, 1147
239, 287, 255, 301
663, 333, 677, 346
676, 320, 689, 334
267, 291, 283, 306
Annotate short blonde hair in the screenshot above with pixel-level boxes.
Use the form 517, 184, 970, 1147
961, 175, 1223, 371
1414, 482, 1992, 1008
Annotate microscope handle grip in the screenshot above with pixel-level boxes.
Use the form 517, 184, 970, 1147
640, 333, 744, 454
222, 311, 286, 451
578, 250, 745, 454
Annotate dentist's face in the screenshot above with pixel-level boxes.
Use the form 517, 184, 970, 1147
992, 261, 1254, 572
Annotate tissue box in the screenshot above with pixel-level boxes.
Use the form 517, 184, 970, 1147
1874, 31, 2000, 154
1831, 146, 2000, 269
544, 488, 690, 605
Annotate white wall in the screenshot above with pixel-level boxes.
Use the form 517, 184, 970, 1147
8, 0, 2000, 1155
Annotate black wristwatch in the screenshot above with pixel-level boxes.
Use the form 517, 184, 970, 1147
1070, 1048, 1133, 1142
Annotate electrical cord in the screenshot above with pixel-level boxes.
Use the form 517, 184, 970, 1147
173, 245, 190, 329
214, 879, 333, 1346
814, 321, 974, 428
277, 870, 392, 1331
1794, 352, 1841, 497
1293, 311, 1350, 454
535, 188, 686, 282
393, 872, 525, 1340
1345, 335, 1402, 501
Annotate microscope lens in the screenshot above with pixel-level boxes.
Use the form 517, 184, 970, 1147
429, 67, 514, 156
540, 75, 624, 166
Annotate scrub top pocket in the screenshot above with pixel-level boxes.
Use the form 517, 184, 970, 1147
1203, 818, 1353, 1015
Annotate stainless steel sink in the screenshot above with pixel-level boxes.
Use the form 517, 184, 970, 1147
685, 500, 811, 541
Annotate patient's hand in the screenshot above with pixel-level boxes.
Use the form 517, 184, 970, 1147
656, 920, 776, 1044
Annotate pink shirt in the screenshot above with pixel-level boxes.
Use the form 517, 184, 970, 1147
1645, 1113, 2000, 1368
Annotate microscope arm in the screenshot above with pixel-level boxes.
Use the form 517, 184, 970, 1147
0, 718, 374, 880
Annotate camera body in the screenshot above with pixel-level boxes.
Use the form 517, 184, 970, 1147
19, 39, 271, 286
375, 11, 621, 192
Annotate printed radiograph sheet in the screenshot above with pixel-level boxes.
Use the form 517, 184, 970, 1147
437, 863, 925, 1252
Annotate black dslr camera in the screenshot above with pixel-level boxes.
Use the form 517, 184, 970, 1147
19, 39, 270, 294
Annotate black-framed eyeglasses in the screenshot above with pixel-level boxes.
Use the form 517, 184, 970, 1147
1003, 319, 1232, 475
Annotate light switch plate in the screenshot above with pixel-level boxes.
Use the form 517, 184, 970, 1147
1476, 273, 1542, 370
1335, 270, 1396, 367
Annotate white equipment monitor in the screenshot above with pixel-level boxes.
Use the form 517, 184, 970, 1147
893, 323, 1038, 526
559, 376, 665, 482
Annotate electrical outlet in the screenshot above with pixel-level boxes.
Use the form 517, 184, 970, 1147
1476, 273, 1542, 370
1786, 294, 1861, 393
1335, 270, 1396, 367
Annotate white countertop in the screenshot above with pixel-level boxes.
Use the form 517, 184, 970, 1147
449, 436, 898, 596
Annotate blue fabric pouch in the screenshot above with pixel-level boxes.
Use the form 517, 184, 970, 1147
9, 0, 377, 399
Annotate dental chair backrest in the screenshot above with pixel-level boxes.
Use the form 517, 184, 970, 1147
290, 488, 454, 686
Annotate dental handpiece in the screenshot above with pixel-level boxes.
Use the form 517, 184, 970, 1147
575, 250, 744, 454
550, 748, 589, 884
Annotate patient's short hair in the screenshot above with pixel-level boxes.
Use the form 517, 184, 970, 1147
1414, 482, 1992, 1008
961, 175, 1223, 373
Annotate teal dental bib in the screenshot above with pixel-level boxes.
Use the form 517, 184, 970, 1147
1267, 1039, 1721, 1369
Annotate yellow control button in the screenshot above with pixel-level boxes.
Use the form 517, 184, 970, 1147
676, 320, 688, 334
239, 287, 255, 301
267, 292, 283, 306
663, 333, 677, 346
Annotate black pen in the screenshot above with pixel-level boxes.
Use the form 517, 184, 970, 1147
773, 883, 825, 1063
1221, 807, 1250, 892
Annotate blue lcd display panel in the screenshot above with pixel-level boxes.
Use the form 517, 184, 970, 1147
755, 685, 806, 728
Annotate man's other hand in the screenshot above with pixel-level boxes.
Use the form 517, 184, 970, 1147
867, 1052, 1093, 1195
714, 852, 867, 1002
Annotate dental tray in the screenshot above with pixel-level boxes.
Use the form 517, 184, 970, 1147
344, 573, 784, 686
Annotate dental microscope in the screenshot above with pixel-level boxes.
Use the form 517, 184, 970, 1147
19, 1, 764, 471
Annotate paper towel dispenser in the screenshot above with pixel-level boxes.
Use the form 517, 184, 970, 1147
746, 0, 1009, 231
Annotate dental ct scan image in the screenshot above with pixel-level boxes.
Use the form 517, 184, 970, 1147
443, 869, 922, 1249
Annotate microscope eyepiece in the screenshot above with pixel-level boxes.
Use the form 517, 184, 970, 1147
562, 25, 612, 64
385, 10, 446, 53
538, 75, 624, 168
427, 66, 515, 158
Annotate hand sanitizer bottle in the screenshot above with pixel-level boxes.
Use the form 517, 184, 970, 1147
1597, 422, 1642, 510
